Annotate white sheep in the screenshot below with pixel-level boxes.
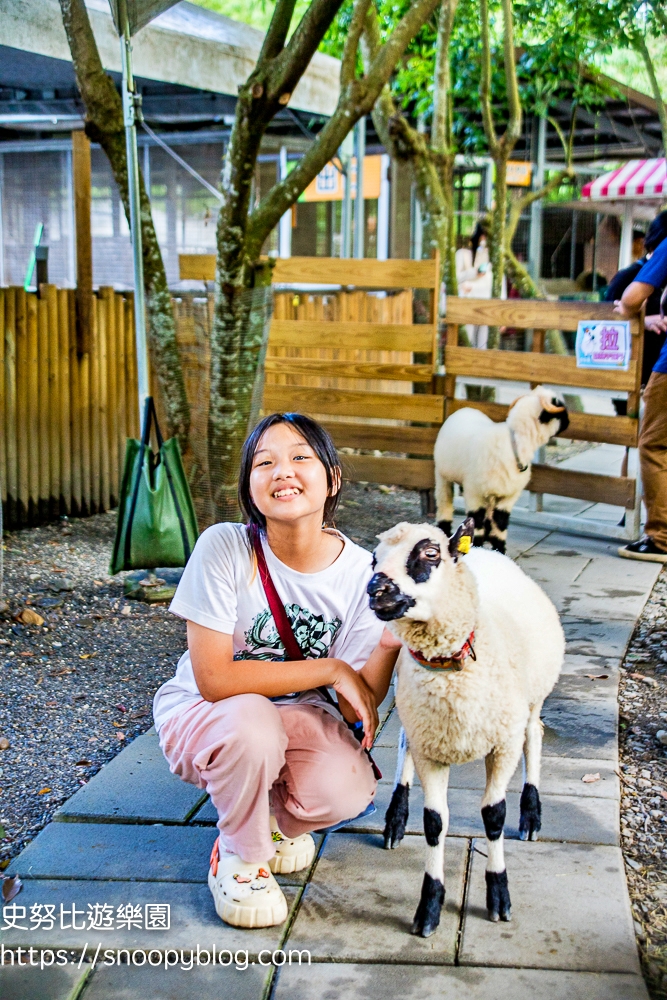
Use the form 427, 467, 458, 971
367, 517, 563, 936
434, 386, 569, 553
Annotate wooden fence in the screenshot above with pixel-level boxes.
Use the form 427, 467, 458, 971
1, 286, 138, 528
179, 254, 645, 535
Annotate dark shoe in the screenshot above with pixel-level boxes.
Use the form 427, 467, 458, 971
618, 536, 667, 562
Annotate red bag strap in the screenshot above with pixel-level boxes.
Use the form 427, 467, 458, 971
250, 524, 304, 661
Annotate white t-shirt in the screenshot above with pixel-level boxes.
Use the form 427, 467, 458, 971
152, 522, 384, 732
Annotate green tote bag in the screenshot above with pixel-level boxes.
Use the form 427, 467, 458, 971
110, 397, 199, 575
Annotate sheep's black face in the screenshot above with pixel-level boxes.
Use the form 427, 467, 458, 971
367, 572, 416, 621
538, 397, 569, 436
406, 539, 441, 583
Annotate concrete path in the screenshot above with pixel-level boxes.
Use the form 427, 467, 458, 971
1, 524, 661, 1000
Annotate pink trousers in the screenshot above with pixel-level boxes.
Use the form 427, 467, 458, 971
159, 694, 376, 862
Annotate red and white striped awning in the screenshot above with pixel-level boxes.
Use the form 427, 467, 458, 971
582, 159, 667, 200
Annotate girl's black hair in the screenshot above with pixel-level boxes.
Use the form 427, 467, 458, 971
645, 211, 667, 254
238, 412, 342, 529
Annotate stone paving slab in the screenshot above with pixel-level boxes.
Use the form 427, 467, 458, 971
7, 820, 322, 889
370, 748, 620, 800
82, 962, 270, 1000
273, 963, 650, 999
560, 652, 621, 677
285, 832, 466, 964
459, 840, 640, 973
542, 696, 618, 761
7, 821, 217, 883
562, 617, 635, 658
551, 672, 619, 706
0, 878, 298, 952
343, 783, 618, 845
516, 552, 658, 621
0, 963, 87, 1000
373, 709, 402, 748
56, 729, 206, 825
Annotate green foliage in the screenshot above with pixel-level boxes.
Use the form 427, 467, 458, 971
191, 0, 310, 33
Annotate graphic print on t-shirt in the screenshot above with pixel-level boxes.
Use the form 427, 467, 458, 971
234, 604, 342, 661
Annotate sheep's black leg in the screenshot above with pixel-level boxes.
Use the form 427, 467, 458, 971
488, 507, 510, 555
384, 729, 414, 850
411, 759, 450, 937
519, 783, 542, 841
384, 783, 410, 849
482, 747, 521, 922
519, 703, 544, 841
467, 507, 487, 547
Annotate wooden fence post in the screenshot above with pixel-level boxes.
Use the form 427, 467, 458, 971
89, 296, 100, 513
98, 289, 110, 512
27, 294, 40, 524
58, 289, 72, 515
72, 131, 93, 355
68, 289, 83, 516
0, 289, 5, 514
4, 289, 17, 527
45, 284, 61, 518
37, 294, 50, 521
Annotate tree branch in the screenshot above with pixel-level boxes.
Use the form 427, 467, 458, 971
634, 29, 667, 154
259, 0, 298, 63
360, 6, 398, 155
432, 0, 458, 154
341, 0, 373, 86
267, 0, 345, 103
248, 0, 440, 252
500, 0, 522, 152
479, 0, 498, 156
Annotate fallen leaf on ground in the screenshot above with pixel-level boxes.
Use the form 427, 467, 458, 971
2, 875, 22, 902
37, 787, 51, 795
79, 652, 97, 660
75, 760, 91, 766
50, 668, 74, 676
585, 674, 610, 680
0, 738, 9, 750
131, 709, 149, 719
630, 672, 659, 686
112, 721, 125, 728
45, 702, 57, 708
0, 860, 9, 871
93, 580, 104, 586
18, 652, 34, 658
582, 772, 601, 783
115, 732, 125, 740
17, 608, 44, 627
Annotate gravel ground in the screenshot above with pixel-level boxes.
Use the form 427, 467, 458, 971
618, 568, 667, 1000
0, 513, 185, 868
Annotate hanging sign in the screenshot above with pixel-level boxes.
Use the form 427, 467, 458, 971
300, 155, 382, 202
575, 320, 631, 370
506, 161, 532, 187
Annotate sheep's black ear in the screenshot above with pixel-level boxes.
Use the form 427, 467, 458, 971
449, 517, 475, 560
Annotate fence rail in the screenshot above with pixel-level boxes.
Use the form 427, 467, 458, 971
1, 286, 138, 529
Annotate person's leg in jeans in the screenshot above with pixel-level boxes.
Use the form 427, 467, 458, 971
640, 373, 667, 549
271, 704, 377, 839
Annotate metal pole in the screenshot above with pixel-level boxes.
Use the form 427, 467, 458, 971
340, 133, 353, 258
528, 115, 546, 282
119, 0, 149, 420
376, 153, 390, 260
353, 117, 366, 259
278, 146, 292, 258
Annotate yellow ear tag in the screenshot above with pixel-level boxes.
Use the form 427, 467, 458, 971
458, 535, 471, 555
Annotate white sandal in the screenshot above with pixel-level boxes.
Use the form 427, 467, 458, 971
208, 837, 288, 929
268, 816, 316, 874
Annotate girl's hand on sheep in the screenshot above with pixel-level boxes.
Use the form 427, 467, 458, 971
379, 628, 403, 650
331, 662, 379, 750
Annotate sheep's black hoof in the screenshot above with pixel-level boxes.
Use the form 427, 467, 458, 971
411, 872, 445, 937
518, 782, 542, 842
485, 870, 511, 922
383, 782, 410, 849
437, 519, 452, 536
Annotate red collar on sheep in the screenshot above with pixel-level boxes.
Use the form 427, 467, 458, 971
408, 631, 476, 673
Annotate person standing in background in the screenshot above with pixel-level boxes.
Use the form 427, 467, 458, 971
615, 225, 667, 561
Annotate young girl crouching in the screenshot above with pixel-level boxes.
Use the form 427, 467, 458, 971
153, 413, 400, 928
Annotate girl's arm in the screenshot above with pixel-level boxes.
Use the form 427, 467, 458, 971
337, 629, 402, 726
187, 621, 379, 748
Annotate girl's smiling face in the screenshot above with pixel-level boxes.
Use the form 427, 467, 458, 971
249, 422, 339, 524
